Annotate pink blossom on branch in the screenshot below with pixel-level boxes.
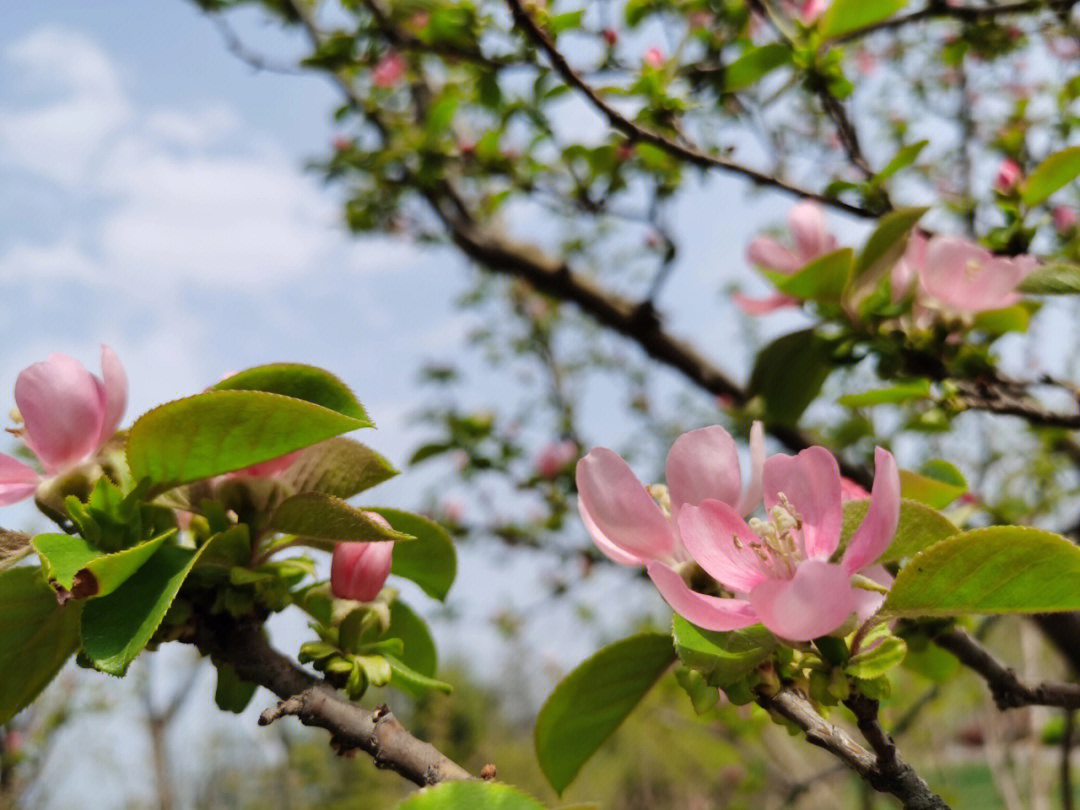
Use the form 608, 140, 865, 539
1054, 205, 1078, 235
913, 236, 1037, 314
331, 512, 395, 601
372, 52, 406, 88
576, 423, 764, 567
647, 446, 899, 641
0, 346, 127, 506
536, 439, 578, 479
994, 158, 1022, 193
643, 47, 665, 69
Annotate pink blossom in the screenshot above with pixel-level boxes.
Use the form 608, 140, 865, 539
442, 497, 466, 523
840, 476, 869, 500
995, 158, 1022, 193
643, 47, 665, 68
536, 439, 578, 479
577, 423, 764, 567
330, 513, 395, 601
372, 52, 406, 89
1054, 205, 1077, 235
331, 135, 353, 152
647, 446, 899, 641
799, 0, 828, 22
232, 450, 303, 478
739, 201, 837, 315
602, 28, 618, 47
0, 346, 127, 506
914, 236, 1037, 314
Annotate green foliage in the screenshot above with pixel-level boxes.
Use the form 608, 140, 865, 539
749, 329, 835, 425
534, 632, 674, 794
127, 390, 370, 487
845, 636, 907, 679
1017, 263, 1080, 294
840, 498, 957, 562
899, 463, 967, 509
724, 44, 792, 92
371, 508, 457, 601
837, 379, 931, 408
850, 206, 927, 287
766, 248, 853, 303
671, 615, 776, 687
818, 0, 910, 40
214, 662, 257, 714
394, 782, 547, 810
0, 567, 83, 724
32, 530, 172, 600
269, 492, 413, 543
884, 527, 1080, 618
1021, 146, 1080, 206
213, 363, 370, 422
280, 437, 398, 498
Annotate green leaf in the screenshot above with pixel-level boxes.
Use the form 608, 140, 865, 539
972, 304, 1032, 335
671, 614, 775, 687
851, 207, 927, 286
214, 662, 257, 713
723, 43, 792, 92
819, 0, 909, 39
32, 531, 172, 601
845, 636, 907, 679
1018, 263, 1080, 295
535, 632, 674, 794
386, 600, 437, 677
883, 527, 1080, 618
385, 654, 453, 699
749, 329, 835, 425
369, 508, 457, 601
0, 567, 83, 725
1021, 146, 1080, 206
269, 492, 412, 543
280, 438, 398, 498
766, 248, 853, 303
213, 363, 369, 422
394, 782, 547, 810
837, 379, 930, 408
899, 468, 966, 509
127, 391, 370, 487
674, 666, 720, 714
840, 498, 958, 562
81, 544, 206, 675
871, 142, 928, 186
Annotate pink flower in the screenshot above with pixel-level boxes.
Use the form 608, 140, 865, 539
331, 135, 353, 152
915, 236, 1037, 314
372, 52, 406, 89
1054, 205, 1077, 235
577, 423, 764, 567
739, 201, 837, 315
799, 0, 828, 22
995, 158, 1022, 193
331, 513, 395, 601
536, 439, 578, 479
643, 47, 665, 68
840, 476, 869, 500
602, 28, 618, 47
0, 346, 127, 506
232, 450, 303, 478
648, 446, 899, 641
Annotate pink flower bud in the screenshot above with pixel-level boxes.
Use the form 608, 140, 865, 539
330, 513, 395, 601
4, 731, 23, 754
799, 0, 828, 22
372, 52, 406, 89
643, 47, 664, 68
331, 135, 352, 152
442, 497, 465, 523
536, 440, 578, 479
995, 158, 1022, 193
1054, 205, 1077, 235
602, 28, 618, 47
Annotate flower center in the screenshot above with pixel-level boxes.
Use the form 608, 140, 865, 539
743, 493, 805, 579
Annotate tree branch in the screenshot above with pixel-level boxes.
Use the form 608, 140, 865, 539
186, 613, 473, 787
503, 0, 877, 219
758, 688, 950, 809
934, 626, 1080, 710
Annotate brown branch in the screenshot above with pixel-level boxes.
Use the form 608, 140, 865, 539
186, 613, 473, 787
934, 626, 1080, 710
951, 378, 1080, 429
503, 0, 877, 219
758, 688, 950, 809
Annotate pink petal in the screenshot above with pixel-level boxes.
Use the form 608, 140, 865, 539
579, 501, 648, 566
677, 500, 769, 593
763, 447, 842, 561
647, 561, 759, 632
891, 232, 925, 302
0, 453, 40, 506
787, 200, 835, 262
736, 421, 765, 516
918, 237, 1036, 313
842, 448, 900, 575
749, 560, 856, 641
331, 516, 395, 602
746, 237, 801, 274
95, 345, 128, 447
840, 477, 869, 501
665, 426, 742, 512
851, 563, 893, 623
16, 354, 105, 473
236, 449, 303, 478
732, 292, 800, 316
576, 449, 679, 564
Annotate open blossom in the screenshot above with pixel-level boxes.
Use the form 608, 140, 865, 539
647, 446, 899, 641
0, 347, 127, 506
904, 235, 1037, 314
737, 201, 837, 315
576, 423, 764, 568
331, 513, 395, 601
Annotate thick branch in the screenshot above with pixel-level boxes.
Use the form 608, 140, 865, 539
951, 378, 1080, 429
504, 0, 876, 219
934, 626, 1080, 710
758, 688, 949, 810
187, 614, 473, 786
